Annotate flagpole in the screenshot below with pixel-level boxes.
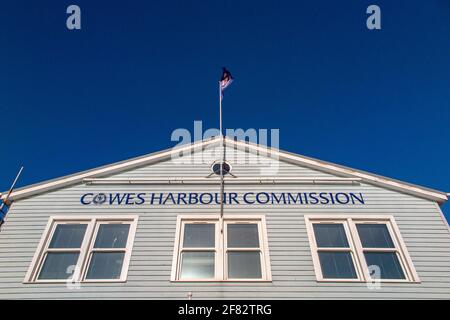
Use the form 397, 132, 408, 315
219, 81, 225, 234
218, 80, 226, 279
219, 81, 223, 137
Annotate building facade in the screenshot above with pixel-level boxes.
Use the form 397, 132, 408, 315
0, 137, 449, 299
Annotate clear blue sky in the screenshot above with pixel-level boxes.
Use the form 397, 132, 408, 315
0, 1, 449, 220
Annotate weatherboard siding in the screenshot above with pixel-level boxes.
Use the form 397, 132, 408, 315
0, 147, 449, 299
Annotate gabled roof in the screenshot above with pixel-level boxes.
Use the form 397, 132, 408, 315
1, 136, 448, 204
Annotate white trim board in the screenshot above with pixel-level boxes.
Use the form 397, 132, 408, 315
1, 136, 447, 204
227, 139, 447, 204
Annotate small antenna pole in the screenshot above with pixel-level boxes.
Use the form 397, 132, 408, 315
0, 166, 24, 230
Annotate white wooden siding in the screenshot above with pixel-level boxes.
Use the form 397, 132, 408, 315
0, 146, 449, 299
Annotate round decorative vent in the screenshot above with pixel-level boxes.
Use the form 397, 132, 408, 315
211, 161, 231, 176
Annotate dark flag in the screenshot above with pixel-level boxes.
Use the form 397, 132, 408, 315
220, 67, 233, 99
0, 199, 11, 227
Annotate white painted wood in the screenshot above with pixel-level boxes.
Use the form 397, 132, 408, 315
2, 137, 447, 203
0, 143, 449, 299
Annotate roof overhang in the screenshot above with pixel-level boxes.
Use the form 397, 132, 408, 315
229, 139, 448, 204
1, 136, 448, 204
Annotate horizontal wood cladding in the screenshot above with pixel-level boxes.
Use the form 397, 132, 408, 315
0, 146, 449, 299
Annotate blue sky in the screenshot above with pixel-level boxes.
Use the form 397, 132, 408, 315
0, 1, 449, 220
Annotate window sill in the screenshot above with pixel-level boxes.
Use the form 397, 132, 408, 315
171, 279, 273, 283
316, 279, 420, 284
23, 279, 128, 284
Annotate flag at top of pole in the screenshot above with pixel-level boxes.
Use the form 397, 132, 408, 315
219, 67, 233, 99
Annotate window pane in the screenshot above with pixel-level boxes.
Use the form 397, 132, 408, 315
94, 224, 130, 248
318, 252, 357, 279
49, 224, 87, 248
183, 224, 215, 248
86, 252, 125, 279
313, 224, 349, 248
364, 252, 406, 279
38, 252, 79, 280
227, 224, 259, 248
180, 252, 215, 279
228, 251, 262, 279
356, 224, 395, 248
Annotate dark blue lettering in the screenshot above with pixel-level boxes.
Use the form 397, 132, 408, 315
229, 193, 239, 204
329, 192, 336, 204
200, 193, 213, 204
178, 193, 187, 205
110, 193, 126, 204
125, 193, 135, 205
189, 193, 199, 204
287, 193, 303, 204
271, 193, 286, 204
319, 192, 330, 204
150, 193, 164, 205
309, 192, 319, 205
350, 193, 365, 204
163, 193, 175, 205
135, 193, 146, 205
80, 193, 93, 205
303, 193, 309, 204
256, 192, 270, 204
335, 193, 350, 204
243, 192, 255, 204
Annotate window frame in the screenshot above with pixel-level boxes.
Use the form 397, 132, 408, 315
305, 215, 420, 283
176, 218, 220, 281
24, 215, 138, 284
224, 220, 268, 281
309, 220, 363, 282
171, 215, 272, 282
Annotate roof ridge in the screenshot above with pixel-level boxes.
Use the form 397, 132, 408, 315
1, 135, 447, 204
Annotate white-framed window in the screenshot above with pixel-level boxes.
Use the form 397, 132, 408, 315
305, 215, 420, 283
171, 215, 271, 281
24, 215, 138, 283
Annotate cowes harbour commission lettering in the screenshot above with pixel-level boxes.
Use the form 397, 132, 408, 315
80, 192, 365, 206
